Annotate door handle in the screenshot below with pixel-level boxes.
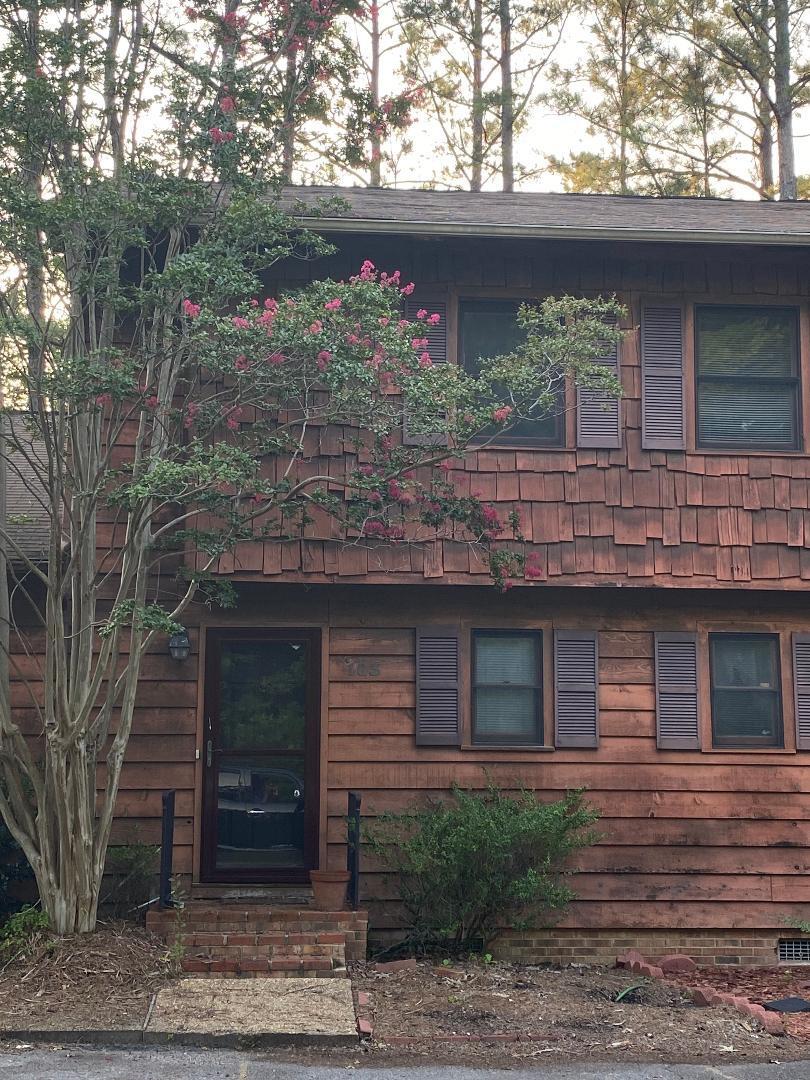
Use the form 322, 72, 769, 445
206, 739, 213, 768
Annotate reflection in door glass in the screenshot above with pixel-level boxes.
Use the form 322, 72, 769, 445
219, 641, 308, 750
216, 755, 306, 868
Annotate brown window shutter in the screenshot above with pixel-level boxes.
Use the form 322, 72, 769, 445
641, 306, 685, 450
403, 298, 449, 446
576, 320, 621, 449
404, 298, 448, 364
654, 632, 700, 749
792, 634, 810, 750
415, 626, 461, 745
554, 630, 599, 747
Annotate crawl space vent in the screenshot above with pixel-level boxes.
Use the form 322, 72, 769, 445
779, 939, 810, 963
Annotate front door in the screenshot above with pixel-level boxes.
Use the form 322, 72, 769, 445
201, 629, 320, 882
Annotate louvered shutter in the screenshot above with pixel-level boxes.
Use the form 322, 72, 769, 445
554, 630, 599, 747
642, 306, 685, 450
403, 298, 449, 446
415, 626, 461, 745
576, 321, 621, 449
654, 632, 700, 749
792, 634, 810, 750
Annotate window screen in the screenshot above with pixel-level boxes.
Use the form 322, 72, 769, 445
459, 300, 563, 445
472, 631, 542, 745
709, 633, 783, 747
696, 306, 800, 451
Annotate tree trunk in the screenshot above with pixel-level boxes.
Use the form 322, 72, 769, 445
370, 2, 382, 186
618, 1, 631, 194
773, 0, 796, 199
499, 0, 513, 192
471, 0, 484, 191
280, 45, 298, 183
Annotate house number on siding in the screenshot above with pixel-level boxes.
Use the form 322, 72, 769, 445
341, 656, 381, 677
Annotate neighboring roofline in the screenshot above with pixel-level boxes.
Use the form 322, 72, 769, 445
294, 214, 810, 247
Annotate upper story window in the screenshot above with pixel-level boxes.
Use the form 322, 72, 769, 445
709, 632, 783, 748
459, 299, 563, 446
695, 305, 801, 451
472, 630, 543, 745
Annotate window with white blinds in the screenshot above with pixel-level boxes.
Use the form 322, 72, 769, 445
472, 631, 543, 745
695, 305, 801, 451
709, 633, 783, 748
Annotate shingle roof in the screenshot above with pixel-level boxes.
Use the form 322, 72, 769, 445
4, 414, 50, 564
283, 185, 810, 246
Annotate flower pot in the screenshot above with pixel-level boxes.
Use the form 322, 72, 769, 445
310, 869, 350, 911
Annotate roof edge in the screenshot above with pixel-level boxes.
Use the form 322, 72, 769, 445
295, 214, 810, 247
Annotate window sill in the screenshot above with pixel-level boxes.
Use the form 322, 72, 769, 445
463, 743, 555, 752
704, 745, 792, 754
696, 447, 805, 457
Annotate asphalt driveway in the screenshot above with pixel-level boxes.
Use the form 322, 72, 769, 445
0, 1050, 808, 1080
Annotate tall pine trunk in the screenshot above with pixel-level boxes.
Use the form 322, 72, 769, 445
499, 0, 513, 191
471, 0, 484, 191
773, 0, 796, 199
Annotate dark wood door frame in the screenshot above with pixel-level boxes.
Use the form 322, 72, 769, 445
200, 627, 321, 884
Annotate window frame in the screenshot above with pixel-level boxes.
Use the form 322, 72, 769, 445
694, 303, 802, 453
458, 296, 565, 448
471, 628, 544, 746
708, 631, 784, 749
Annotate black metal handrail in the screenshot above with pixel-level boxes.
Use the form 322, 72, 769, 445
158, 789, 177, 909
346, 790, 361, 910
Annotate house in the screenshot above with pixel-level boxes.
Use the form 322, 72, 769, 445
27, 187, 810, 968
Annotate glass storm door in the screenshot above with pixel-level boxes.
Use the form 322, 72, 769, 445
201, 630, 320, 882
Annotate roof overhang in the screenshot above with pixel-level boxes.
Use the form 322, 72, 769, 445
295, 215, 810, 248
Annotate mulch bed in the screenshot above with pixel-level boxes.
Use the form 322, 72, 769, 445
666, 966, 810, 1042
351, 958, 810, 1063
0, 922, 178, 1032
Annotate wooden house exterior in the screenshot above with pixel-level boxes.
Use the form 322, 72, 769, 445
40, 188, 810, 964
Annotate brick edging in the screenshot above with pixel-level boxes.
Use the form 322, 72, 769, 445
353, 988, 373, 1039
616, 951, 785, 1036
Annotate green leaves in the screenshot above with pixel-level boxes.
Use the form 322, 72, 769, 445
365, 783, 600, 952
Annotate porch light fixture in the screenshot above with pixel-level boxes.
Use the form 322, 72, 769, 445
168, 629, 191, 662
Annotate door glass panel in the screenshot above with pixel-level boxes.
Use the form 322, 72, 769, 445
216, 754, 306, 869
219, 640, 308, 750
210, 636, 313, 876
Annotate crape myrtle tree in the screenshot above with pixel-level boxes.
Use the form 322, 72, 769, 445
0, 0, 622, 934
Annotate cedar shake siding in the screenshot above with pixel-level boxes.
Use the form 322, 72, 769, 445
210, 223, 810, 590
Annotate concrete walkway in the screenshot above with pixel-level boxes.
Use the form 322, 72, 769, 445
0, 1052, 809, 1080
144, 978, 357, 1045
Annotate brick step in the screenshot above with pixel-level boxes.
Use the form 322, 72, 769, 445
147, 903, 369, 964
179, 931, 346, 949
180, 955, 348, 978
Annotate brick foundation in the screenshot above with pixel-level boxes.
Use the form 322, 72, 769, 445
493, 929, 793, 967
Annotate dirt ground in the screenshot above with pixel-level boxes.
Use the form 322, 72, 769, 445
351, 959, 810, 1064
665, 966, 810, 1042
0, 931, 809, 1067
0, 923, 176, 1031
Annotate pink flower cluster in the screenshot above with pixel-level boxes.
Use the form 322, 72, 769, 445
182, 299, 200, 317
492, 405, 513, 423
324, 298, 342, 311
209, 127, 234, 144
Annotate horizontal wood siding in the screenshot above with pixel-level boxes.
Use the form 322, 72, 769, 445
17, 582, 810, 931
317, 586, 810, 933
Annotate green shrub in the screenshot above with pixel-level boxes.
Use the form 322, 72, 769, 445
0, 905, 50, 961
102, 844, 159, 920
365, 784, 599, 953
